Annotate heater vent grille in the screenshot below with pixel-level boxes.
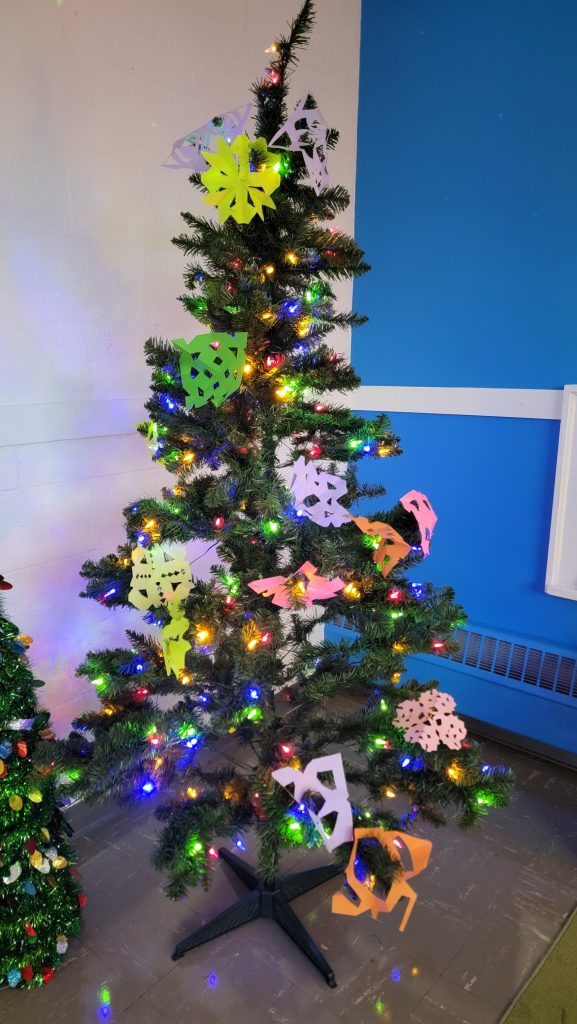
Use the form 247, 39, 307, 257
435, 628, 577, 700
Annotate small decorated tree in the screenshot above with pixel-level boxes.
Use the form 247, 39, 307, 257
66, 0, 512, 985
0, 577, 83, 989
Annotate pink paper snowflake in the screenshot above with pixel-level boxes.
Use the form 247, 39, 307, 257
392, 689, 467, 752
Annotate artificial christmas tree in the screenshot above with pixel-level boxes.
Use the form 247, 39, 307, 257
0, 579, 82, 990
66, 0, 512, 986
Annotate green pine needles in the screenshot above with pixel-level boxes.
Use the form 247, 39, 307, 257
0, 594, 82, 989
69, 0, 512, 903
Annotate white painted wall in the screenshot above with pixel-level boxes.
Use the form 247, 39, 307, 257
0, 0, 361, 733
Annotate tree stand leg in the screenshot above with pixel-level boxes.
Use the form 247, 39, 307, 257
172, 848, 342, 988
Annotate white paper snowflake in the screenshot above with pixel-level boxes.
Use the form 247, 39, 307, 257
290, 456, 349, 527
163, 102, 253, 172
392, 689, 467, 752
269, 97, 330, 195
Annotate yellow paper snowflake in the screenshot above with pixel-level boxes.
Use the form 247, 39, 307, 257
200, 135, 280, 224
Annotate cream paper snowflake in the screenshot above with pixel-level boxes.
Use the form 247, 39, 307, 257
128, 544, 193, 611
392, 689, 467, 752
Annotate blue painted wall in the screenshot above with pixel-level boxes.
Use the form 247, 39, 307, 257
348, 0, 577, 750
354, 0, 577, 390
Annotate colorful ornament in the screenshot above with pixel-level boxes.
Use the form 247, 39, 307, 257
163, 102, 253, 172
400, 490, 437, 556
27, 789, 42, 803
7, 969, 22, 987
161, 600, 191, 678
8, 718, 36, 730
0, 740, 13, 757
15, 740, 28, 758
290, 456, 349, 527
350, 516, 411, 578
201, 134, 280, 224
9, 794, 23, 811
332, 829, 432, 931
0, 758, 6, 778
128, 543, 193, 611
272, 753, 353, 852
56, 935, 69, 955
173, 332, 248, 410
2, 862, 22, 884
21, 965, 34, 983
41, 966, 55, 985
393, 689, 467, 752
29, 850, 43, 869
269, 97, 330, 194
249, 561, 344, 608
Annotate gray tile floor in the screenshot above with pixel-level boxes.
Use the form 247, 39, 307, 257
4, 740, 577, 1024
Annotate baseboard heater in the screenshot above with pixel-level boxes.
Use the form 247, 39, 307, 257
421, 623, 577, 770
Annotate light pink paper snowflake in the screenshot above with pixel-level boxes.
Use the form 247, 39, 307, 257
392, 689, 467, 752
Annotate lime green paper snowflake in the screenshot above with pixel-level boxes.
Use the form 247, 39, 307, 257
200, 135, 280, 224
173, 331, 248, 409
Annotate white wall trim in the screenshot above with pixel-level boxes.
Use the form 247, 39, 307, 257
2, 385, 564, 451
349, 385, 563, 420
546, 384, 577, 601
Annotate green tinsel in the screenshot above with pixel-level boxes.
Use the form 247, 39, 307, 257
0, 599, 82, 989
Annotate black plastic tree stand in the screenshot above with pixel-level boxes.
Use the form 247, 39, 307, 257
172, 847, 342, 987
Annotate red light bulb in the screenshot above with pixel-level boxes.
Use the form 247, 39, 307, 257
213, 516, 225, 530
308, 444, 322, 458
265, 354, 282, 369
260, 631, 271, 645
281, 743, 292, 756
432, 640, 445, 651
387, 589, 403, 602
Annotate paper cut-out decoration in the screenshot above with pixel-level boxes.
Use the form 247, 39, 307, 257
163, 103, 253, 172
146, 421, 159, 456
249, 561, 344, 608
290, 456, 349, 527
161, 601, 191, 678
269, 97, 330, 195
393, 689, 467, 752
272, 753, 353, 852
332, 828, 432, 931
400, 490, 437, 557
201, 135, 280, 224
173, 332, 248, 410
129, 544, 193, 611
350, 516, 411, 578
